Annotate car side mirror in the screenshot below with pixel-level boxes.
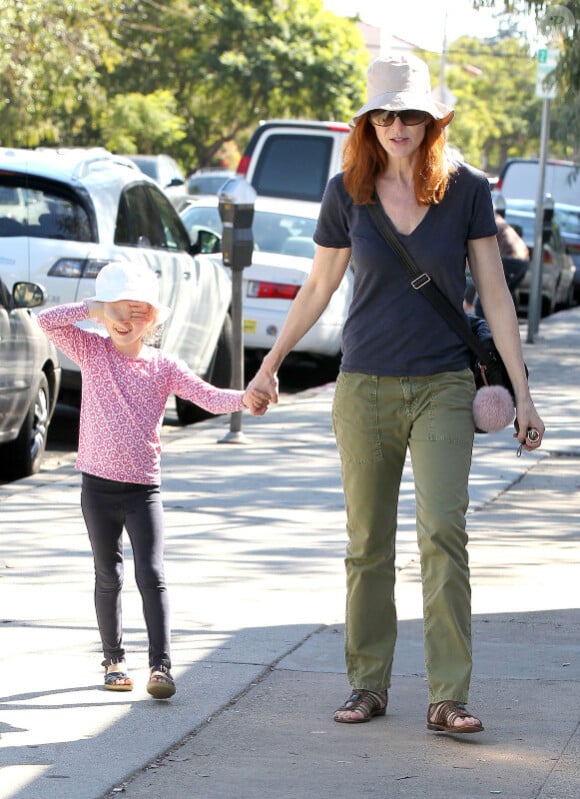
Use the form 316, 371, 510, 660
190, 227, 222, 255
13, 281, 47, 308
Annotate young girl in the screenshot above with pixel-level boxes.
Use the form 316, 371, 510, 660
38, 261, 269, 699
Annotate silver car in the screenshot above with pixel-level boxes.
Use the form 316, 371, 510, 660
0, 279, 61, 481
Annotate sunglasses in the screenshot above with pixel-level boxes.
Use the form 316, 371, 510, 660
370, 109, 428, 127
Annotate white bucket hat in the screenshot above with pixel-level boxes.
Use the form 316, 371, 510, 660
90, 261, 171, 324
351, 53, 454, 127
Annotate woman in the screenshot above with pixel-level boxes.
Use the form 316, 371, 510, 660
248, 53, 544, 732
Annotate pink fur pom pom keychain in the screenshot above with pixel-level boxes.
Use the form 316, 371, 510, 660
472, 385, 515, 433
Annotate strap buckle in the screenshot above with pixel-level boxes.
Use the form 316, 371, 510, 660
411, 273, 431, 290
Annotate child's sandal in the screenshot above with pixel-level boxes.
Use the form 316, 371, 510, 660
104, 669, 133, 692
146, 664, 176, 699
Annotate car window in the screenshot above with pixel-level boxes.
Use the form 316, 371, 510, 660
115, 184, 167, 248
146, 186, 191, 251
0, 176, 93, 241
500, 161, 580, 205
251, 134, 334, 202
115, 183, 190, 251
253, 211, 316, 254
182, 205, 222, 233
0, 275, 13, 311
554, 208, 580, 236
187, 173, 233, 194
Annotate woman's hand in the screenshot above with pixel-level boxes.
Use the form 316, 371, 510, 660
242, 387, 272, 416
514, 397, 545, 452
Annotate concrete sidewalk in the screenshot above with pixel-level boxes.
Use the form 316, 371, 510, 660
1, 310, 579, 799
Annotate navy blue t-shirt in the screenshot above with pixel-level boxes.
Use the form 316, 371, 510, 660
314, 162, 497, 376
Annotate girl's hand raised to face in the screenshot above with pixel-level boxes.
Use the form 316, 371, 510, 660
104, 301, 155, 325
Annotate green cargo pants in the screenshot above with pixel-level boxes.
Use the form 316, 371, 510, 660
332, 369, 476, 703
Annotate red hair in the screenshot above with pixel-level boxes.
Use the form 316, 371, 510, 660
342, 114, 456, 206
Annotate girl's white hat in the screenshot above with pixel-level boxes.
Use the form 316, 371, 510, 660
351, 53, 454, 127
90, 261, 171, 323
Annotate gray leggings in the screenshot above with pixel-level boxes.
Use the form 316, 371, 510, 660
81, 473, 170, 669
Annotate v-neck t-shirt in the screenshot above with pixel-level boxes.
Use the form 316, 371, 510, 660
313, 162, 497, 377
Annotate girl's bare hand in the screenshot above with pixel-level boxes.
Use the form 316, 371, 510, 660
242, 388, 271, 416
104, 300, 154, 324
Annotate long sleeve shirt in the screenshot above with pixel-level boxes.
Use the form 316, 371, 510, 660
38, 302, 245, 484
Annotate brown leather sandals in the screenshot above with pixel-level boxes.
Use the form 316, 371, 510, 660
427, 700, 484, 733
334, 689, 388, 723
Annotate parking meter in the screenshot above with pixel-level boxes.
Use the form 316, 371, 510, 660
217, 177, 256, 443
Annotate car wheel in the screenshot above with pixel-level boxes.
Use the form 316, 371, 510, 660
175, 312, 234, 425
0, 373, 50, 481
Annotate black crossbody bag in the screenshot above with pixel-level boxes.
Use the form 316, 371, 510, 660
366, 201, 524, 432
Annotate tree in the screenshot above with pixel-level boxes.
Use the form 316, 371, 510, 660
103, 0, 368, 169
102, 91, 186, 154
423, 35, 541, 170
473, 0, 579, 158
0, 0, 122, 146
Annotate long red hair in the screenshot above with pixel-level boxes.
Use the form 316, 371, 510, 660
342, 113, 456, 206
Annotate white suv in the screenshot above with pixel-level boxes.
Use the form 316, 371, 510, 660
0, 147, 233, 423
236, 119, 350, 202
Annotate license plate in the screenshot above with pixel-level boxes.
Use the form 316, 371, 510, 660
243, 319, 257, 334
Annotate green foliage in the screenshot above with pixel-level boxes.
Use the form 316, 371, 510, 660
0, 0, 122, 147
103, 0, 367, 169
102, 91, 186, 154
2, 0, 575, 169
422, 19, 578, 171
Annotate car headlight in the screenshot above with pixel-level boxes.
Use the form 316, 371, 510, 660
48, 258, 111, 278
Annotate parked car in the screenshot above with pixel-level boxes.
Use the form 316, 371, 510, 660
187, 168, 235, 195
236, 119, 350, 202
0, 277, 61, 481
502, 200, 576, 315
494, 158, 579, 206
0, 147, 233, 424
552, 203, 580, 300
180, 195, 353, 360
124, 153, 186, 205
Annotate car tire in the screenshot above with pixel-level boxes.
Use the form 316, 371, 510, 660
175, 312, 234, 425
0, 373, 50, 481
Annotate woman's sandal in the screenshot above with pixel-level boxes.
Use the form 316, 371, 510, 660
334, 689, 388, 723
427, 700, 484, 734
104, 666, 133, 692
146, 664, 176, 699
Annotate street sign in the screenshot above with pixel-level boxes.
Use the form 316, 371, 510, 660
535, 48, 559, 99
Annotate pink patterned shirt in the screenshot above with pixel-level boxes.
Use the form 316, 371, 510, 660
38, 302, 245, 485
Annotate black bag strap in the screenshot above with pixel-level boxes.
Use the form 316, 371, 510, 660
366, 200, 492, 366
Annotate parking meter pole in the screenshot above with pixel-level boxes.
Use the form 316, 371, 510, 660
216, 178, 256, 444
228, 268, 244, 438
527, 97, 551, 343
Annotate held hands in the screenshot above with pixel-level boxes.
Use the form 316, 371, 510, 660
242, 362, 281, 416
242, 387, 271, 416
